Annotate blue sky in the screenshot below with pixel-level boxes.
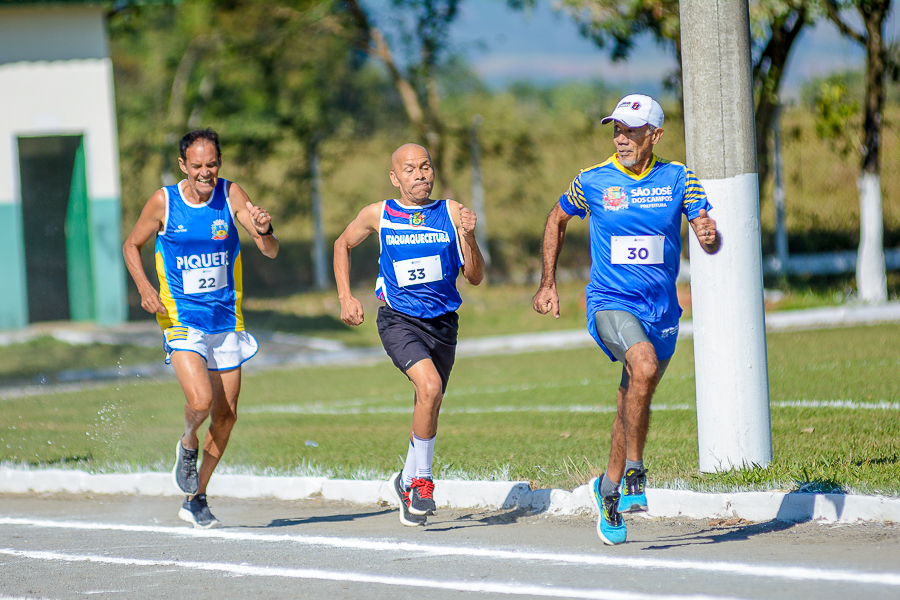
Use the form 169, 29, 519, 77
365, 1, 899, 99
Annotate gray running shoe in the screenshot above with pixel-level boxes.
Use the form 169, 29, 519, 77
178, 494, 220, 529
409, 477, 436, 516
389, 471, 426, 527
172, 438, 199, 495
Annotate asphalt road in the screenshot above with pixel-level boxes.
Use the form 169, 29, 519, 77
1, 493, 898, 600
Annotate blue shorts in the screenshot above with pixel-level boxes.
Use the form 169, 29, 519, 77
588, 310, 679, 363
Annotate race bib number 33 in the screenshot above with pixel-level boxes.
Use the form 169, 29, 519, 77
610, 235, 665, 265
182, 265, 227, 294
393, 255, 442, 287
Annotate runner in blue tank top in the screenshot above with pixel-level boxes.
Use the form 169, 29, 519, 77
123, 129, 279, 529
334, 143, 485, 527
532, 95, 721, 546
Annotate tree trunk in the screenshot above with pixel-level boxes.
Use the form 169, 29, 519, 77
344, 0, 456, 199
857, 173, 887, 302
310, 139, 329, 291
754, 7, 806, 192
856, 2, 889, 303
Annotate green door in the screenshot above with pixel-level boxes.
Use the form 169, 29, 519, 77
17, 135, 94, 323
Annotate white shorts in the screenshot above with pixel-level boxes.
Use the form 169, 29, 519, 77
163, 326, 259, 371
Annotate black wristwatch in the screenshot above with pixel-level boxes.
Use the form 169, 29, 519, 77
259, 224, 274, 236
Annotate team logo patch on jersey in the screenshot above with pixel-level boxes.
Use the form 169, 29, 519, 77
211, 219, 228, 240
410, 212, 425, 227
602, 186, 629, 211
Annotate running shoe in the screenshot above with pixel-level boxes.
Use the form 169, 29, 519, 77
618, 467, 648, 513
389, 471, 426, 527
409, 477, 437, 516
172, 438, 199, 495
178, 494, 220, 529
593, 476, 626, 545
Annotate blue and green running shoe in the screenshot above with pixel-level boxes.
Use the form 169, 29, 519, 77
593, 476, 626, 545
618, 467, 648, 513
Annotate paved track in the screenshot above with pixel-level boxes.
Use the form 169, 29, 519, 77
1, 493, 898, 600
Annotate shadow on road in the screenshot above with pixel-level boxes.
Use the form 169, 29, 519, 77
246, 509, 394, 528
423, 507, 535, 532
642, 518, 803, 550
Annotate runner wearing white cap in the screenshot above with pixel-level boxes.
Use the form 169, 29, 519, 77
533, 94, 720, 545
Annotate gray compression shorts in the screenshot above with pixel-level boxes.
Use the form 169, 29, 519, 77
594, 310, 671, 389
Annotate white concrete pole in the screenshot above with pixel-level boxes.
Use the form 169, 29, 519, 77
773, 106, 789, 272
856, 173, 887, 303
680, 0, 772, 472
310, 140, 328, 291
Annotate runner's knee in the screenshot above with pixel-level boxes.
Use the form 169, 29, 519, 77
416, 376, 443, 405
184, 391, 213, 414
625, 349, 659, 386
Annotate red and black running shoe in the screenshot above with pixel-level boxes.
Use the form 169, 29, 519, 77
409, 477, 437, 515
390, 471, 426, 526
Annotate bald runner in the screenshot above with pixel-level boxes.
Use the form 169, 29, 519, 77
334, 143, 485, 527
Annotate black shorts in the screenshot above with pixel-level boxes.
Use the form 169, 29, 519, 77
376, 305, 458, 393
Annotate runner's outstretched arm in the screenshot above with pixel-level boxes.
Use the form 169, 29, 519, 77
334, 203, 381, 326
689, 208, 720, 254
532, 202, 574, 319
230, 183, 279, 258
449, 201, 485, 286
123, 190, 167, 316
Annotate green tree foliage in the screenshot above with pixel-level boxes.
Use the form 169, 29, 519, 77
109, 0, 385, 222
808, 74, 862, 156
344, 0, 463, 197
540, 0, 821, 193
823, 0, 896, 175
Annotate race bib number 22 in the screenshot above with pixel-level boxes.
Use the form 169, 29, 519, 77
610, 235, 665, 265
182, 265, 227, 294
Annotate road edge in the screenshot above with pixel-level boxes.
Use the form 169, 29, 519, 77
2, 468, 897, 524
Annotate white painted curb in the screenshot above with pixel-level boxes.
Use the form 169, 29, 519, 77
1, 469, 897, 524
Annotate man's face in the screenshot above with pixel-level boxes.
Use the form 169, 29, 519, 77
613, 122, 662, 171
179, 141, 220, 196
390, 145, 434, 203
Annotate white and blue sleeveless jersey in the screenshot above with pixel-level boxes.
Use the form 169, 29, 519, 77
154, 178, 245, 334
560, 154, 711, 324
376, 199, 465, 319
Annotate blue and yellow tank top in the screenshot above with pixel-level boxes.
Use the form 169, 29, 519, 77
376, 199, 464, 319
560, 154, 711, 324
154, 178, 244, 334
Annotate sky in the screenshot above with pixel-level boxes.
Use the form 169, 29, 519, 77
365, 0, 900, 100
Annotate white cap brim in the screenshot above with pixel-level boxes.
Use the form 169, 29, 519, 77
600, 114, 649, 128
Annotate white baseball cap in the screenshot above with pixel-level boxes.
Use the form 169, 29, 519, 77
601, 94, 665, 128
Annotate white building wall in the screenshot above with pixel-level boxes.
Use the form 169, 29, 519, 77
0, 59, 122, 204
0, 5, 107, 63
0, 4, 126, 327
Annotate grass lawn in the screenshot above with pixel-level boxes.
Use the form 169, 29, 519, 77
0, 276, 860, 387
0, 336, 161, 387
1, 322, 897, 496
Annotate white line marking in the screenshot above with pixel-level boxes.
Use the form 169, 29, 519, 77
2, 518, 899, 587
0, 547, 742, 600
243, 399, 900, 416
773, 400, 900, 410
244, 403, 689, 416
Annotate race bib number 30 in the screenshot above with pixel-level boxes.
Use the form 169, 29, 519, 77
393, 255, 442, 287
182, 265, 227, 294
610, 235, 665, 265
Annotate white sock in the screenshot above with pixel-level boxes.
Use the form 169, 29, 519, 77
413, 434, 435, 480
401, 439, 416, 489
